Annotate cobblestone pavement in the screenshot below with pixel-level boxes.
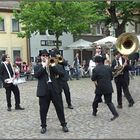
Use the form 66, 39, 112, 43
0, 76, 140, 139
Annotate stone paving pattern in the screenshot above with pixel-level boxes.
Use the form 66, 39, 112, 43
0, 77, 140, 139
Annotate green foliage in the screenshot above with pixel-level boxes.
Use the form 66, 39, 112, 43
14, 0, 140, 44
0, 17, 2, 22
14, 1, 102, 48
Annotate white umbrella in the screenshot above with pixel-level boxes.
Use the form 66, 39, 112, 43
93, 36, 117, 45
67, 39, 93, 49
66, 39, 93, 62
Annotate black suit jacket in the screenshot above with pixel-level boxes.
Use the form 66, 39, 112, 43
91, 63, 113, 94
58, 59, 69, 82
111, 57, 131, 85
34, 63, 65, 97
0, 63, 14, 87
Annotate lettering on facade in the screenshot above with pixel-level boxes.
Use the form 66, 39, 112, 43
41, 40, 62, 46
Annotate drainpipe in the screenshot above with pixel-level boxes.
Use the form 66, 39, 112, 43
26, 37, 31, 64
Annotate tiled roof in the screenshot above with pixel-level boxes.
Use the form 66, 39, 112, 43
0, 0, 20, 10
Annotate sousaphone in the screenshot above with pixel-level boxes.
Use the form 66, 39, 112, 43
116, 32, 139, 55
113, 33, 139, 78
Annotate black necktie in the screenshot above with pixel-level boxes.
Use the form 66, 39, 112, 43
117, 60, 120, 66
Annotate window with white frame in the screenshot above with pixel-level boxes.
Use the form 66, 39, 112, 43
12, 18, 19, 32
0, 18, 5, 31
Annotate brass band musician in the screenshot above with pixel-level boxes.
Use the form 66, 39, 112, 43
50, 48, 74, 109
34, 49, 69, 134
111, 50, 134, 109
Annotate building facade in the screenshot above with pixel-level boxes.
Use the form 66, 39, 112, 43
0, 1, 28, 64
30, 31, 74, 64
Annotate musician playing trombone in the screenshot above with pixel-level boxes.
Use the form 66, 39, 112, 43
111, 50, 135, 109
34, 49, 69, 134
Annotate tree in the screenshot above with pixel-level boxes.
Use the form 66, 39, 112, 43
14, 1, 101, 49
93, 1, 140, 37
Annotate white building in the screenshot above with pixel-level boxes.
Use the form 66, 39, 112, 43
30, 32, 74, 64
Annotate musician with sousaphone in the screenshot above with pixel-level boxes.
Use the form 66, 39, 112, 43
111, 33, 138, 109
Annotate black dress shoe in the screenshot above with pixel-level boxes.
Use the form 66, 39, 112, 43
128, 102, 134, 107
68, 105, 74, 109
110, 115, 119, 121
40, 127, 47, 134
7, 107, 11, 111
62, 126, 69, 132
15, 106, 25, 110
117, 105, 122, 109
92, 111, 96, 116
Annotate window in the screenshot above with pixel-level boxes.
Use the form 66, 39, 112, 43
136, 22, 140, 34
96, 24, 102, 35
13, 50, 21, 62
48, 30, 55, 35
40, 31, 46, 35
0, 50, 6, 61
0, 19, 5, 31
12, 19, 19, 32
48, 50, 63, 56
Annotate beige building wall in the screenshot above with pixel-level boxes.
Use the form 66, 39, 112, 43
0, 12, 28, 64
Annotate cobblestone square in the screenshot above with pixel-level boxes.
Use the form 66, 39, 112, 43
0, 77, 140, 139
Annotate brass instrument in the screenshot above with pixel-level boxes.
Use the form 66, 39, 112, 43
113, 65, 124, 78
56, 55, 64, 63
116, 33, 139, 55
48, 57, 57, 66
113, 33, 139, 78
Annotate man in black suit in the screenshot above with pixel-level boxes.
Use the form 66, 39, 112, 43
50, 48, 73, 109
34, 49, 69, 134
91, 56, 119, 121
0, 54, 24, 111
111, 50, 134, 109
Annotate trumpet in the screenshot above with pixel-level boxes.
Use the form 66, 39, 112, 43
56, 55, 64, 63
48, 57, 58, 66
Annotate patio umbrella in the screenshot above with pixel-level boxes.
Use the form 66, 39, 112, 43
93, 36, 117, 45
65, 39, 93, 62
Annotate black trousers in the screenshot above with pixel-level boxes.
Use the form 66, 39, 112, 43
92, 94, 118, 116
115, 76, 134, 106
5, 84, 20, 108
61, 81, 72, 106
39, 83, 67, 128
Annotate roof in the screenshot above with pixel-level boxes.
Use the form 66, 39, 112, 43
0, 0, 20, 10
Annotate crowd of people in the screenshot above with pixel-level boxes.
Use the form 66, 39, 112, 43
0, 45, 139, 134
